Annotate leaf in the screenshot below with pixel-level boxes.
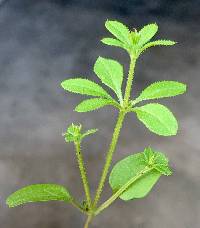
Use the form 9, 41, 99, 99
63, 123, 82, 142
133, 103, 178, 136
105, 20, 131, 45
138, 23, 158, 46
63, 124, 98, 142
140, 39, 176, 54
154, 164, 172, 176
109, 148, 172, 201
109, 153, 161, 201
142, 147, 172, 176
75, 98, 118, 112
81, 128, 98, 139
94, 57, 123, 102
101, 38, 125, 49
61, 78, 112, 99
133, 81, 187, 104
6, 184, 72, 208
143, 147, 155, 164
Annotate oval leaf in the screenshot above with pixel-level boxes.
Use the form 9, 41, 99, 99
109, 153, 159, 201
75, 98, 118, 112
105, 20, 131, 45
138, 23, 158, 46
94, 57, 123, 101
133, 103, 178, 136
61, 78, 111, 99
109, 148, 172, 201
134, 81, 186, 104
6, 184, 72, 208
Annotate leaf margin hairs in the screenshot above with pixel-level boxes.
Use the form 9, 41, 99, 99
6, 184, 72, 208
61, 78, 112, 99
75, 97, 119, 112
132, 103, 178, 136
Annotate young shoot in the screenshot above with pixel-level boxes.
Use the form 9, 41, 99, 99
6, 20, 186, 228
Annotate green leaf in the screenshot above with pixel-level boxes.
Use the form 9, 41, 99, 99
6, 184, 72, 208
140, 39, 176, 54
61, 78, 112, 99
142, 147, 172, 176
81, 128, 98, 139
133, 81, 187, 104
105, 20, 131, 45
133, 103, 178, 136
63, 123, 82, 142
75, 98, 118, 112
154, 164, 172, 176
138, 23, 158, 46
63, 123, 98, 142
109, 148, 171, 201
101, 38, 126, 49
94, 57, 123, 102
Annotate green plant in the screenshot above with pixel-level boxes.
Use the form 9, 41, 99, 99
6, 20, 186, 228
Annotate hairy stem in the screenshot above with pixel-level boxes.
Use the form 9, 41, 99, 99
124, 56, 136, 105
75, 142, 92, 209
84, 214, 93, 228
94, 167, 152, 215
92, 111, 126, 208
92, 55, 137, 209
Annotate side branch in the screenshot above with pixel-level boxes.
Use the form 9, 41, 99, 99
95, 167, 152, 215
75, 142, 92, 209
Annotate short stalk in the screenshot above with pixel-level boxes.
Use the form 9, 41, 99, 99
75, 141, 92, 209
71, 198, 87, 214
84, 214, 93, 228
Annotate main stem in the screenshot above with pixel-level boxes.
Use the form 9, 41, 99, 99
75, 142, 92, 208
124, 55, 136, 105
84, 214, 93, 228
92, 55, 136, 210
92, 111, 126, 208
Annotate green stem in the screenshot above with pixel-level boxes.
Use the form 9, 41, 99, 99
84, 214, 93, 228
95, 167, 152, 216
124, 56, 136, 105
92, 55, 137, 209
92, 55, 137, 210
92, 111, 126, 208
71, 198, 87, 214
75, 142, 92, 209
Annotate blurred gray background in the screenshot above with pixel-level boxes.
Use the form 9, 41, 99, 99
0, 0, 199, 227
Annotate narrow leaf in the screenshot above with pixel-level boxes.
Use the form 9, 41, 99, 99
154, 164, 172, 176
138, 23, 158, 46
105, 20, 131, 45
81, 128, 98, 139
109, 148, 172, 201
133, 103, 178, 136
94, 57, 123, 102
61, 78, 112, 99
75, 98, 118, 112
6, 184, 72, 208
133, 81, 186, 104
140, 39, 176, 54
142, 148, 172, 176
101, 38, 125, 49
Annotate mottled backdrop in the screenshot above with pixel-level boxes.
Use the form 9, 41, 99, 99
0, 0, 199, 227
